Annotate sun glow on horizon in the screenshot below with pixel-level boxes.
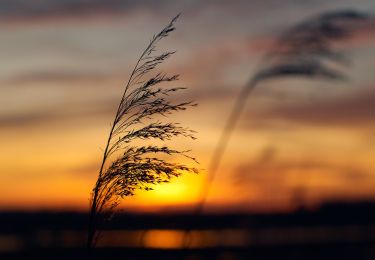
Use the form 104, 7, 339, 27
1, 2, 375, 213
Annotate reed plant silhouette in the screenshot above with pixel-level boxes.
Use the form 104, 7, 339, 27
192, 9, 369, 219
86, 14, 198, 256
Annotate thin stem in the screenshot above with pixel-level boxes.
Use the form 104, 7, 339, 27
195, 78, 257, 214
86, 120, 116, 256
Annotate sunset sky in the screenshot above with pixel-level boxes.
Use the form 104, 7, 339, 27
1, 0, 375, 213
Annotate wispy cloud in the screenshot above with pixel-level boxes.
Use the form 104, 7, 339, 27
5, 70, 113, 85
250, 84, 375, 126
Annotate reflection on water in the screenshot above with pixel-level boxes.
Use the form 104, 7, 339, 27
143, 230, 185, 249
98, 229, 248, 249
2, 226, 375, 252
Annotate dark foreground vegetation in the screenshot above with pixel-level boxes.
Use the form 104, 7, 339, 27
1, 201, 375, 259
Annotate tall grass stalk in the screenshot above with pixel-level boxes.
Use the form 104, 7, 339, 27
86, 14, 198, 256
192, 9, 369, 217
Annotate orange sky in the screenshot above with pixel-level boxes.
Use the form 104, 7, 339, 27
1, 0, 375, 213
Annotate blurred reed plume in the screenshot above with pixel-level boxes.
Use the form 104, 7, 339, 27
87, 14, 198, 255
193, 9, 369, 215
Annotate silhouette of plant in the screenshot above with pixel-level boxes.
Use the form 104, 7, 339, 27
86, 14, 198, 255
193, 9, 369, 215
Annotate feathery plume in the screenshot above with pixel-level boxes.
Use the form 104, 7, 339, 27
87, 14, 198, 254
